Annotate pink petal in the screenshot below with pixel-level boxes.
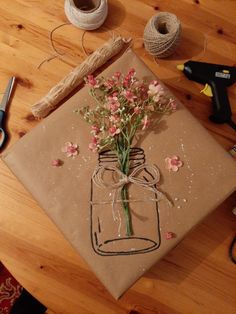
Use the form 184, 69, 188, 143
51, 159, 62, 167
61, 142, 71, 152
171, 165, 179, 172
165, 158, 172, 169
165, 232, 175, 240
177, 161, 183, 167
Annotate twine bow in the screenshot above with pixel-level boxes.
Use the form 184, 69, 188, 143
92, 163, 172, 206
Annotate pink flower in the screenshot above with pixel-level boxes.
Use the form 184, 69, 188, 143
122, 69, 135, 87
139, 87, 149, 100
61, 142, 78, 157
123, 90, 137, 102
148, 82, 164, 100
108, 102, 120, 112
142, 115, 150, 130
134, 106, 141, 114
91, 136, 98, 144
107, 96, 120, 112
91, 125, 100, 135
86, 75, 99, 88
105, 79, 115, 89
89, 142, 98, 152
165, 155, 183, 172
123, 78, 130, 88
51, 159, 63, 167
109, 115, 120, 123
107, 95, 117, 102
113, 71, 121, 80
170, 99, 177, 111
165, 232, 175, 240
89, 137, 98, 152
109, 126, 121, 136
128, 68, 136, 77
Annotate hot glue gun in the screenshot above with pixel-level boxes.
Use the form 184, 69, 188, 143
177, 61, 236, 131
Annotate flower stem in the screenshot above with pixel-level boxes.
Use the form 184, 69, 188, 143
117, 144, 133, 237
121, 185, 133, 236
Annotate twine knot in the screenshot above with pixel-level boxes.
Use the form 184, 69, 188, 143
92, 163, 160, 190
92, 163, 172, 206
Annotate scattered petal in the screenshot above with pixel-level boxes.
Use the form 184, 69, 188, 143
165, 156, 183, 172
52, 159, 63, 167
165, 232, 175, 240
61, 142, 79, 158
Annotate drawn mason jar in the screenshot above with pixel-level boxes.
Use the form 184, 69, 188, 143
90, 148, 161, 256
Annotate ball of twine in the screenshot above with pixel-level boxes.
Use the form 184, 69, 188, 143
64, 0, 108, 30
144, 12, 181, 58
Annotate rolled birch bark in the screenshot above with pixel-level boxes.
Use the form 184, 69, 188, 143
32, 36, 127, 118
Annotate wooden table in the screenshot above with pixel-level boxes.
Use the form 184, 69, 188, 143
0, 1, 236, 313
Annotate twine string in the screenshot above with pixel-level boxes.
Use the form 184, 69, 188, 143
92, 164, 172, 208
64, 0, 108, 31
143, 12, 181, 58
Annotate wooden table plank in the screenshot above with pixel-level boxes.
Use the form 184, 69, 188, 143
0, 1, 235, 313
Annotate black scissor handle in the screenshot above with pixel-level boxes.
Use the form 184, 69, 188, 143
0, 110, 7, 149
0, 127, 7, 149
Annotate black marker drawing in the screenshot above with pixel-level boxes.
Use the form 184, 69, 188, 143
90, 148, 161, 256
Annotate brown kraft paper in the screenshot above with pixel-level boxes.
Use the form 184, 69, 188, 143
2, 50, 236, 299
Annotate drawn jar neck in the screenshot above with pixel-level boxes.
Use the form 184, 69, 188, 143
98, 147, 145, 169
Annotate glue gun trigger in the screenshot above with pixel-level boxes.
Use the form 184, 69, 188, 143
200, 84, 213, 97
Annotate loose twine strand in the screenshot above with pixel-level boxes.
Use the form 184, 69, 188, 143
37, 24, 123, 69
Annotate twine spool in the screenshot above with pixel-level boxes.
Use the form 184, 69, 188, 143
64, 0, 108, 30
143, 12, 181, 58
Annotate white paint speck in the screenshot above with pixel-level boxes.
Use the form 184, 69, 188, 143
174, 197, 179, 201
183, 198, 187, 203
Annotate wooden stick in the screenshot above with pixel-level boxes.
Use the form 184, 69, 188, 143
32, 36, 127, 118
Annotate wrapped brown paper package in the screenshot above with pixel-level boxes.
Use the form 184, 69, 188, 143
2, 50, 236, 299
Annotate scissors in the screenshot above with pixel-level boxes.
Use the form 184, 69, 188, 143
0, 77, 16, 150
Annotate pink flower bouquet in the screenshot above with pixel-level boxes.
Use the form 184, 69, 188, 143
79, 69, 176, 236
